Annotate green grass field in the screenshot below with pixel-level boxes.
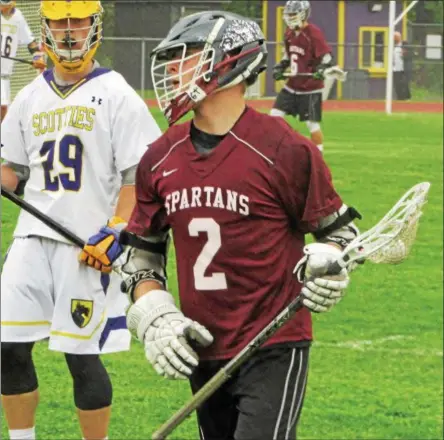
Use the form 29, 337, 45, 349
1, 110, 443, 440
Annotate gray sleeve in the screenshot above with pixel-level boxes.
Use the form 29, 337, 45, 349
120, 164, 137, 186
4, 161, 30, 182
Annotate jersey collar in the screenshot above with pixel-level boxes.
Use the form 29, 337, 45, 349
43, 66, 111, 100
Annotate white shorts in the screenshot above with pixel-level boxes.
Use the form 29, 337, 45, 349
1, 237, 131, 355
1, 77, 10, 106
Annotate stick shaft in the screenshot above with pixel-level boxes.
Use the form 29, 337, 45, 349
1, 55, 34, 66
282, 72, 313, 78
1, 186, 85, 248
151, 296, 303, 439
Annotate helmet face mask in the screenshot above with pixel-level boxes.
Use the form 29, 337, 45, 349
40, 0, 103, 75
151, 43, 216, 119
284, 0, 311, 30
151, 11, 267, 125
0, 0, 16, 12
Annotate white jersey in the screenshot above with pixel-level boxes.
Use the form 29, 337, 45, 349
393, 44, 404, 72
1, 8, 34, 76
1, 67, 162, 243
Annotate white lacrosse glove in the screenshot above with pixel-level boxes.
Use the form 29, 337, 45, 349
294, 243, 350, 313
126, 290, 213, 379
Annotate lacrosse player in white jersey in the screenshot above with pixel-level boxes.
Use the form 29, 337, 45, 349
1, 0, 46, 121
0, 1, 162, 439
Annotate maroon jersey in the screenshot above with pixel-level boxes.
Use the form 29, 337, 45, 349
127, 107, 342, 360
284, 23, 331, 92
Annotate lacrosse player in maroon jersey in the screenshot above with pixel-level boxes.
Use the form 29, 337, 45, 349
271, 0, 333, 153
82, 10, 361, 439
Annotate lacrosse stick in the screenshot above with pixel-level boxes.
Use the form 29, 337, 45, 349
1, 186, 84, 247
1, 186, 163, 272
282, 65, 348, 82
1, 55, 34, 66
151, 181, 430, 440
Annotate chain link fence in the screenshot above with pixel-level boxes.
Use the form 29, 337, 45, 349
96, 38, 442, 102
9, 1, 443, 102
96, 1, 442, 102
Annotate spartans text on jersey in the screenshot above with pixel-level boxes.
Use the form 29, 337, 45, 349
289, 45, 305, 56
165, 186, 250, 216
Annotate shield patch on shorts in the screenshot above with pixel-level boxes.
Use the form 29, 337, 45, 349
71, 300, 94, 328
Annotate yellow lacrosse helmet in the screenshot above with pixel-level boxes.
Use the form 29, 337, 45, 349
40, 0, 103, 74
0, 1, 16, 13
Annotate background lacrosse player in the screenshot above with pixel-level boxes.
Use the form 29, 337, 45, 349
0, 2, 161, 439
0, 0, 45, 121
270, 0, 333, 153
83, 10, 361, 439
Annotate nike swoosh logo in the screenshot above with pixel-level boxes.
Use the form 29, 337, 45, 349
162, 168, 178, 177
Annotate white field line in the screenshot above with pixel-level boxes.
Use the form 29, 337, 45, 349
314, 335, 443, 357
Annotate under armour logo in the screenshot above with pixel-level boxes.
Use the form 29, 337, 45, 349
92, 96, 102, 105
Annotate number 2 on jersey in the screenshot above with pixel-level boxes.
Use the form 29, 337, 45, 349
189, 218, 227, 291
40, 134, 83, 192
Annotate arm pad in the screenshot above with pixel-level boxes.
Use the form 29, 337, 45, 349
116, 230, 170, 302
313, 205, 361, 249
316, 53, 334, 72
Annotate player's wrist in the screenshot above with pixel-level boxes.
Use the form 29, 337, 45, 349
126, 289, 178, 341
108, 215, 127, 230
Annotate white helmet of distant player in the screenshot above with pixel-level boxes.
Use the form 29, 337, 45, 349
40, 0, 103, 74
284, 0, 311, 30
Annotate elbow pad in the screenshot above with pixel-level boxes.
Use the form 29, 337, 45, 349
313, 205, 362, 249
117, 230, 170, 303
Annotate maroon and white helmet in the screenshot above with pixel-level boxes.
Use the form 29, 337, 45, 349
284, 0, 311, 30
150, 11, 268, 125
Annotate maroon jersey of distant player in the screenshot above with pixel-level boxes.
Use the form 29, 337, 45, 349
127, 107, 342, 361
284, 23, 331, 92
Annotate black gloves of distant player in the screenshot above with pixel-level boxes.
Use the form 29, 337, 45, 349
272, 59, 290, 81
313, 68, 326, 81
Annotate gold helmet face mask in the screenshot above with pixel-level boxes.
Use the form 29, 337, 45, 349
40, 1, 103, 75
0, 0, 16, 13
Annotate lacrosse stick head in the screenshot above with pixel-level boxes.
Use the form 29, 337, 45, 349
338, 182, 431, 270
324, 66, 347, 82
366, 182, 430, 264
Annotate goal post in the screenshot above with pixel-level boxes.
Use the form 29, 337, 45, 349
9, 0, 41, 101
385, 0, 419, 114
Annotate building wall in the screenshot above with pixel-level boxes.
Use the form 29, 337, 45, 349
344, 1, 403, 69
263, 0, 410, 99
344, 1, 404, 99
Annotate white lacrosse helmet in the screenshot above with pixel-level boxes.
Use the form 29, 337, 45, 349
284, 0, 311, 30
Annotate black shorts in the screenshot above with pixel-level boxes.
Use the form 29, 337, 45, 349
273, 88, 322, 122
190, 345, 310, 440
